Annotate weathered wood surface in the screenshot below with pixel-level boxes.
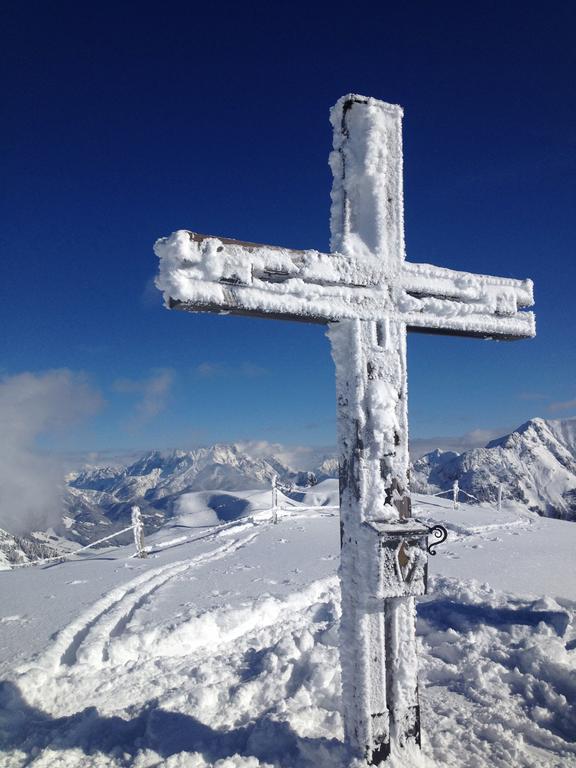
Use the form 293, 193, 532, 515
159, 232, 534, 339
328, 97, 420, 763
155, 93, 536, 765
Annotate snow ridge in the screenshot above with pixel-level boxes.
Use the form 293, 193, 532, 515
412, 417, 576, 520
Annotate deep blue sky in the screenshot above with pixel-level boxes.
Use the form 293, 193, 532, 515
2, 0, 575, 456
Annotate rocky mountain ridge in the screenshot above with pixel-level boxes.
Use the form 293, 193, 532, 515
5, 417, 576, 558
412, 417, 576, 520
63, 443, 337, 545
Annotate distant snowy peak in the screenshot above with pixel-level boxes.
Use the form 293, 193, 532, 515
71, 444, 340, 498
547, 417, 576, 456
412, 417, 576, 520
64, 444, 340, 545
316, 456, 340, 479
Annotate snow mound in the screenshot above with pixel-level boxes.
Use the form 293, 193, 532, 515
174, 491, 263, 527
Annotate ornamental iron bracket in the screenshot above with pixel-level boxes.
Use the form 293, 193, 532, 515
419, 522, 448, 555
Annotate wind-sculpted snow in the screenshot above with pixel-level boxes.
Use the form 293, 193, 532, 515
1, 494, 575, 766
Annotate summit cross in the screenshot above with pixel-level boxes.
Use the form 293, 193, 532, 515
154, 94, 535, 764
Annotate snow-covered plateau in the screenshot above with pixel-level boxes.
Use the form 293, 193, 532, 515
1, 481, 576, 767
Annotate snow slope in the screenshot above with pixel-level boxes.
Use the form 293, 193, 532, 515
1, 486, 575, 767
0, 528, 63, 570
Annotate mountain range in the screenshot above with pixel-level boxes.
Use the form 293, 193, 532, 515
63, 444, 338, 545
3, 416, 576, 563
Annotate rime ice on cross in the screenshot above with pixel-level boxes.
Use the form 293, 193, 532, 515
154, 94, 535, 764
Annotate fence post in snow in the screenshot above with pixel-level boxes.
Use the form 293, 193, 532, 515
453, 480, 460, 510
271, 475, 278, 524
131, 505, 147, 558
497, 483, 503, 513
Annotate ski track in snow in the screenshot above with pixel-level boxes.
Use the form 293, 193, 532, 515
1, 499, 576, 767
20, 530, 259, 677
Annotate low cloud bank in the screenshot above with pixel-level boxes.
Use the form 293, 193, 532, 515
0, 370, 102, 535
236, 441, 336, 472
409, 427, 509, 460
113, 368, 174, 428
238, 429, 510, 467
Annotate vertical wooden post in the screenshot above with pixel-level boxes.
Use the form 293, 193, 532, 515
271, 475, 278, 524
453, 480, 460, 510
497, 483, 503, 512
330, 319, 424, 763
328, 96, 425, 763
131, 505, 146, 558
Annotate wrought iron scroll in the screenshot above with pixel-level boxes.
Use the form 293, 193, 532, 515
425, 524, 448, 555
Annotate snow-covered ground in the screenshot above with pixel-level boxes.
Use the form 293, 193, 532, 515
1, 483, 575, 767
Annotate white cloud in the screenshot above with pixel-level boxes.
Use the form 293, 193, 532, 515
195, 362, 268, 378
113, 368, 174, 426
235, 440, 335, 471
548, 398, 576, 413
409, 427, 509, 459
237, 427, 514, 468
519, 392, 550, 401
0, 370, 102, 535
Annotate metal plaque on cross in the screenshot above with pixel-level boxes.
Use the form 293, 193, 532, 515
154, 94, 535, 765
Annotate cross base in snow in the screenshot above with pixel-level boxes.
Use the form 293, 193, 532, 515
155, 94, 535, 764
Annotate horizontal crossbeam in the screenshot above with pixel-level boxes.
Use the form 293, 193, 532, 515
155, 231, 535, 340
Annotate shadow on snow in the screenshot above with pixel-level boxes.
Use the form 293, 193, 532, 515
0, 680, 346, 766
419, 599, 570, 636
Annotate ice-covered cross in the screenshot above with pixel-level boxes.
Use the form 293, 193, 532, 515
154, 94, 535, 765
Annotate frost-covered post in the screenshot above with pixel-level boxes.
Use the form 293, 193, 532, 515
453, 480, 460, 510
497, 483, 503, 513
327, 99, 427, 762
271, 475, 278, 524
154, 92, 535, 765
131, 505, 146, 558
